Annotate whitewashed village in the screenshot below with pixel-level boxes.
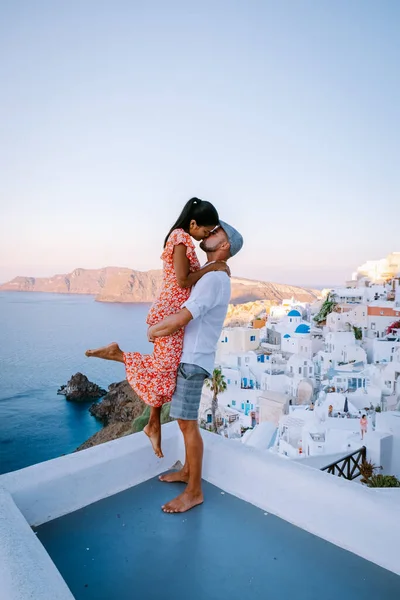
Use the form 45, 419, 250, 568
200, 252, 400, 484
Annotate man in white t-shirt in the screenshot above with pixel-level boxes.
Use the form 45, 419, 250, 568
148, 221, 243, 514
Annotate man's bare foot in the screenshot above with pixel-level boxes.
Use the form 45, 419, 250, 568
162, 490, 203, 513
159, 469, 189, 484
85, 342, 122, 360
144, 424, 164, 458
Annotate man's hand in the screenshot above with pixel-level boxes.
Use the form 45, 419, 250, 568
147, 308, 193, 339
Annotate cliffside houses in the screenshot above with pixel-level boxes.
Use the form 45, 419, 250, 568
201, 274, 400, 479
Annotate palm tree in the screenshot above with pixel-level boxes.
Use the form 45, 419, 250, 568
205, 367, 227, 432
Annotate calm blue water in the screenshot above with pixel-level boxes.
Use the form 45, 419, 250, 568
0, 292, 153, 475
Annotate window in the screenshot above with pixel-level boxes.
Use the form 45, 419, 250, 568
309, 367, 313, 374
207, 414, 212, 423
241, 403, 245, 410
227, 379, 231, 384
225, 337, 228, 343
232, 400, 236, 406
250, 335, 256, 342
371, 323, 376, 330
299, 367, 302, 374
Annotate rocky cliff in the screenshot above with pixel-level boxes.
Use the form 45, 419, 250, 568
76, 379, 172, 451
0, 267, 164, 302
224, 300, 272, 326
76, 380, 145, 451
0, 267, 320, 305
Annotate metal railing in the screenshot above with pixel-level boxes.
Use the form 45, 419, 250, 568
321, 446, 366, 480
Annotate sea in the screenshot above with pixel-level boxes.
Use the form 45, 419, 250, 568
0, 292, 153, 475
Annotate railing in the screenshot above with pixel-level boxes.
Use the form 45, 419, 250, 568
321, 446, 366, 481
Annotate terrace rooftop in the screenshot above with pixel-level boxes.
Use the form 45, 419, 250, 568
0, 422, 399, 599
35, 477, 400, 600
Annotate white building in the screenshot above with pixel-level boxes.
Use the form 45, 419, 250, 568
260, 354, 287, 393
326, 304, 368, 332
217, 327, 260, 356
316, 332, 367, 374
258, 391, 288, 425
366, 301, 400, 339
380, 348, 400, 398
273, 393, 369, 460
286, 355, 315, 399
368, 336, 400, 364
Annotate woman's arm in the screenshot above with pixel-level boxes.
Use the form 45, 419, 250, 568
173, 244, 230, 289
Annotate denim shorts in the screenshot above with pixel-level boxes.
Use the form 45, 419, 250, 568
170, 363, 210, 421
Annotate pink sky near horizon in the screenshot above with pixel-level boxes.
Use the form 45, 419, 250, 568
1, 2, 399, 288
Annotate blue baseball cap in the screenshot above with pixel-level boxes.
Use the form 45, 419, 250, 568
219, 221, 243, 257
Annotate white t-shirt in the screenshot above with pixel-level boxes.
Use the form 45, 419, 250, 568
181, 271, 231, 375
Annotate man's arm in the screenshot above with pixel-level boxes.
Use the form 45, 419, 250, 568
148, 308, 193, 340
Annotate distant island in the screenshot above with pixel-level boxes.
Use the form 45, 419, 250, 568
0, 267, 320, 305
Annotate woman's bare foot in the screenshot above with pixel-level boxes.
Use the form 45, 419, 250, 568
85, 342, 123, 361
159, 469, 189, 484
144, 423, 164, 458
162, 490, 203, 513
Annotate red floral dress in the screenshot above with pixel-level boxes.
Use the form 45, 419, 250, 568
123, 229, 200, 407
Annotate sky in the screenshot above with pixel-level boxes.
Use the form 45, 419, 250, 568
0, 0, 399, 287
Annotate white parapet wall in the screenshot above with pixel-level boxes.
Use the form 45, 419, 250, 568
197, 430, 400, 576
0, 488, 74, 600
1, 422, 180, 527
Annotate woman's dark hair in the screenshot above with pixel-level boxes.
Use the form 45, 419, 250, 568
164, 197, 219, 247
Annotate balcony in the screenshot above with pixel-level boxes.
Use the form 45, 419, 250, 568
0, 423, 399, 599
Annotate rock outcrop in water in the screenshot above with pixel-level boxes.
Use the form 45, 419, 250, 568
0, 266, 320, 305
58, 373, 107, 402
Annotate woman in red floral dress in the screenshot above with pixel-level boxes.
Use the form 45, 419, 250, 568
86, 198, 229, 457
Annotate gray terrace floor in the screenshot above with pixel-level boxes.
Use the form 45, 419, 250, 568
35, 477, 400, 600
